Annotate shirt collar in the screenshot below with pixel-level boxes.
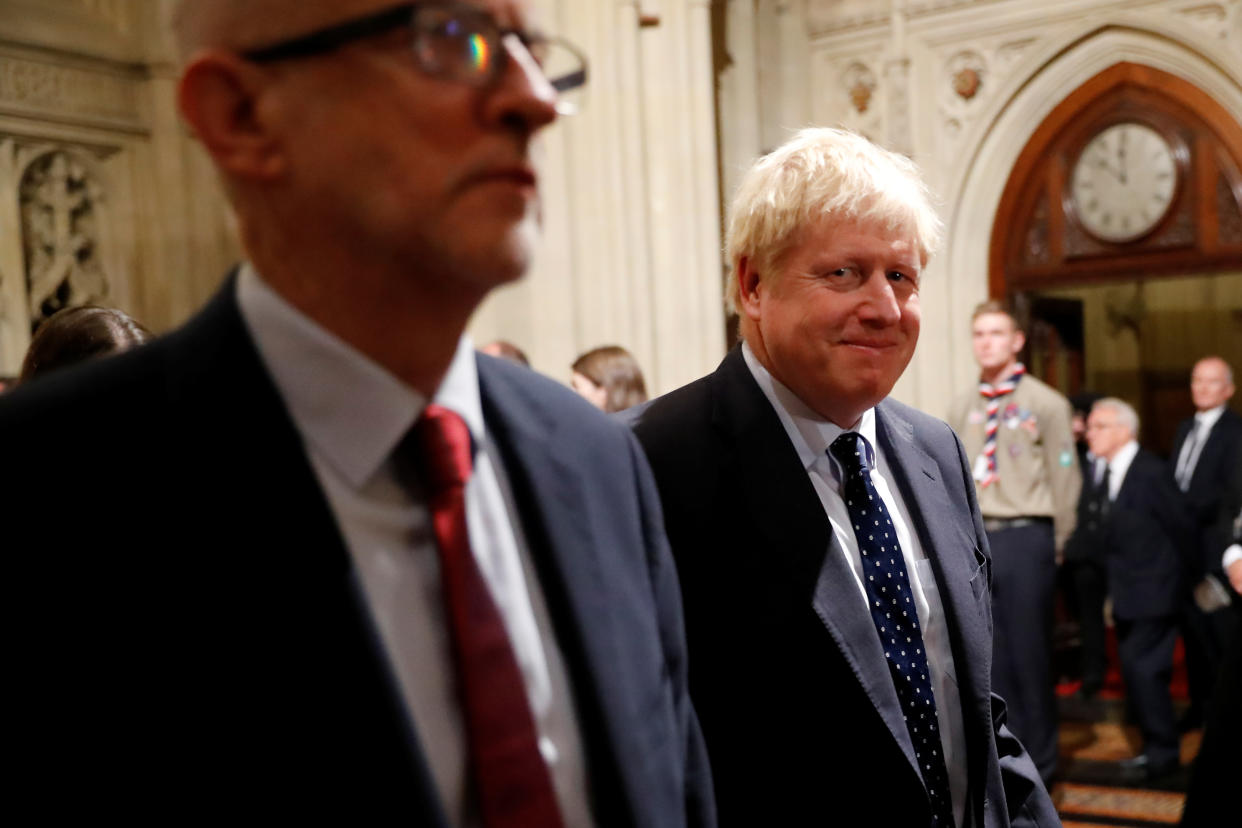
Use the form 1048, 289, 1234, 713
741, 342, 876, 482
235, 263, 485, 489
1195, 404, 1227, 431
1108, 439, 1140, 486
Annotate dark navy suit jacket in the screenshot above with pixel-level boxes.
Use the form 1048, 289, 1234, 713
628, 347, 1057, 828
1, 280, 713, 825
1171, 408, 1242, 576
1106, 448, 1195, 620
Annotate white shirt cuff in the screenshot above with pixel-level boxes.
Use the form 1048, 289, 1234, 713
1223, 544, 1242, 570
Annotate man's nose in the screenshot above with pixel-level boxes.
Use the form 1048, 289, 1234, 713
857, 270, 902, 323
485, 34, 559, 130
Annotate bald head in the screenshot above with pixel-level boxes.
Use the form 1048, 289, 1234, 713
1191, 355, 1235, 412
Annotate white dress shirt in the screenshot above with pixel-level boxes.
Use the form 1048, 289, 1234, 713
742, 344, 968, 828
236, 265, 594, 828
1175, 405, 1225, 489
1106, 440, 1140, 501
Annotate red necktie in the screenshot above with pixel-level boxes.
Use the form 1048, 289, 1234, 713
412, 404, 565, 828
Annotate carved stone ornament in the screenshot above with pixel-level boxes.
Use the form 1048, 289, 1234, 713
953, 67, 981, 100
20, 151, 109, 329
945, 50, 986, 103
843, 62, 877, 114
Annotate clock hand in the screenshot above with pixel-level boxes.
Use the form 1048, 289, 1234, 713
1117, 129, 1128, 185
1095, 158, 1122, 182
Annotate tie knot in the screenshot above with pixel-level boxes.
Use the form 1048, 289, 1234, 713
412, 404, 473, 492
829, 432, 873, 478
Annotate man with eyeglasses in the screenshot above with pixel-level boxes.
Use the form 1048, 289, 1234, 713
0, 2, 713, 825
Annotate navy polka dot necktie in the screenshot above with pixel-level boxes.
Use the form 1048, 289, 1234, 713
829, 431, 955, 827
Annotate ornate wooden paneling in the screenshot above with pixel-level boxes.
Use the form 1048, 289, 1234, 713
990, 62, 1242, 296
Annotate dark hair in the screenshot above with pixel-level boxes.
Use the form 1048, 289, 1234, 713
572, 345, 648, 413
20, 305, 152, 383
1069, 391, 1104, 418
483, 340, 530, 367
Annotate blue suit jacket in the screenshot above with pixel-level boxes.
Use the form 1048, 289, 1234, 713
0, 280, 713, 826
629, 347, 1057, 828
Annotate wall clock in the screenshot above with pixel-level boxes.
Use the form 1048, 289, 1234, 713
1069, 122, 1178, 243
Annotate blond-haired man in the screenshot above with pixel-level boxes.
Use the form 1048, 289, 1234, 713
630, 127, 1055, 827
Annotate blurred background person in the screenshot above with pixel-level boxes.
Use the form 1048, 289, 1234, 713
1063, 390, 1108, 699
1069, 391, 1104, 469
571, 345, 648, 413
1084, 397, 1193, 780
480, 339, 530, 367
948, 300, 1080, 787
1170, 356, 1240, 732
19, 305, 151, 383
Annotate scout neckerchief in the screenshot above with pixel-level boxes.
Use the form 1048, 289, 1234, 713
977, 363, 1026, 488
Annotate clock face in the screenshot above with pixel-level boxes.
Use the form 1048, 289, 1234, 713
1070, 122, 1178, 243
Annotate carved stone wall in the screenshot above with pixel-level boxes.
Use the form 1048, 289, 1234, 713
19, 147, 111, 325
0, 0, 241, 374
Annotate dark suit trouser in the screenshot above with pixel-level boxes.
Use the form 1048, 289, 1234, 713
1182, 595, 1239, 719
1115, 615, 1180, 767
1066, 558, 1109, 694
988, 520, 1059, 784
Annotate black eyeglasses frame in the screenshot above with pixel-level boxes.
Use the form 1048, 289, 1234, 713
238, 1, 587, 93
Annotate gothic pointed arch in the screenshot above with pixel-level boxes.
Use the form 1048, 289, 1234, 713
989, 62, 1242, 298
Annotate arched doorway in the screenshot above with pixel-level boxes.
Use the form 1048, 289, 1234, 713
990, 62, 1242, 454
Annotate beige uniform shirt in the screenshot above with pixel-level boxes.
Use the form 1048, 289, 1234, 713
948, 373, 1081, 552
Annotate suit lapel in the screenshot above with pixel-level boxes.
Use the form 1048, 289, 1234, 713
1192, 410, 1239, 489
476, 358, 638, 827
712, 352, 922, 777
874, 404, 994, 779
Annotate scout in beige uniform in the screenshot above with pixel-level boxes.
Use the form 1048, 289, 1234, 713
948, 301, 1080, 787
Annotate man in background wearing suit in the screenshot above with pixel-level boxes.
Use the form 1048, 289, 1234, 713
629, 127, 1056, 827
1083, 398, 1194, 779
1170, 356, 1241, 730
0, 2, 713, 825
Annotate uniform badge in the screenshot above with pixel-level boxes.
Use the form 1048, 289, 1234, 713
1004, 402, 1021, 428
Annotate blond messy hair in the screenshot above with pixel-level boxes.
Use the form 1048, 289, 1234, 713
724, 127, 942, 315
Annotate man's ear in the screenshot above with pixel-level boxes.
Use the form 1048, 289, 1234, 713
1011, 329, 1027, 356
177, 52, 286, 180
736, 256, 764, 322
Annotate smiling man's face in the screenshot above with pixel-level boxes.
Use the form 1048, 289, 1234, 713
740, 217, 922, 427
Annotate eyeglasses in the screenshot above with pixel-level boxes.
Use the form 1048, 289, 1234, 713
241, 1, 588, 104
